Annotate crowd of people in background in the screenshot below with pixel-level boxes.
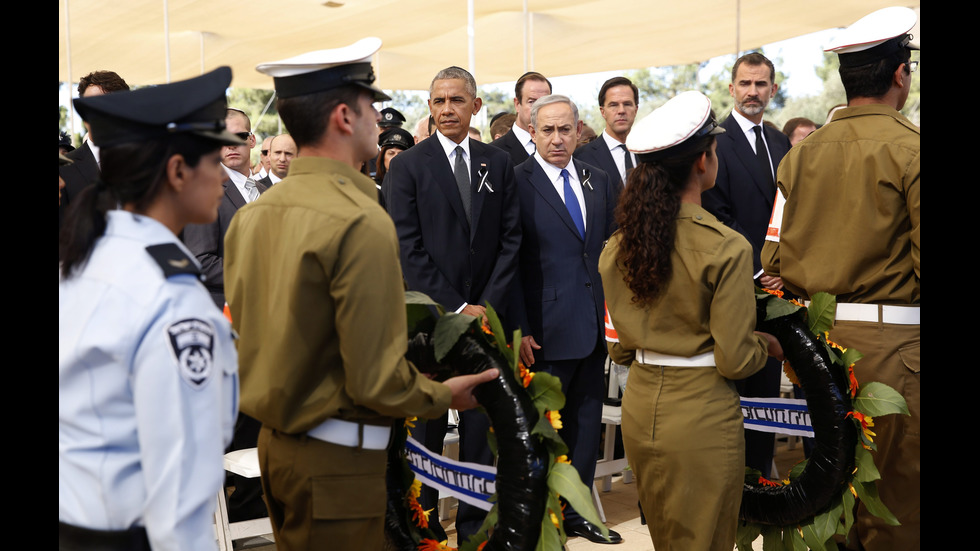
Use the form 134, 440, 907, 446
60, 6, 917, 551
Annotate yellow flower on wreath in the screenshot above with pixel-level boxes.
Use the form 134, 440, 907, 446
407, 479, 433, 529
846, 411, 876, 449
545, 410, 562, 430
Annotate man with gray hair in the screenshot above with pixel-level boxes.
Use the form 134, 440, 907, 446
511, 94, 622, 544
384, 65, 521, 543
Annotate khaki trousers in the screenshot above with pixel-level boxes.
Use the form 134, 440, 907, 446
257, 425, 389, 551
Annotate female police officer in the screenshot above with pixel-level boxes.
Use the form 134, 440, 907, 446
59, 67, 243, 551
599, 91, 783, 551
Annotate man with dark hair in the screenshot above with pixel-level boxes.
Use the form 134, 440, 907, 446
573, 76, 638, 188
763, 8, 919, 550
781, 116, 818, 146
490, 71, 553, 166
59, 70, 130, 228
385, 65, 521, 543
223, 39, 498, 550
701, 51, 791, 481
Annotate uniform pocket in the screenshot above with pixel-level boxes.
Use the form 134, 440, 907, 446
898, 341, 920, 437
312, 473, 385, 520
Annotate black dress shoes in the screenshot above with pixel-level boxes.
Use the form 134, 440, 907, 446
564, 520, 623, 544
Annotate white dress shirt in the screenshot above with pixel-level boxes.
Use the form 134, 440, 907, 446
534, 153, 587, 233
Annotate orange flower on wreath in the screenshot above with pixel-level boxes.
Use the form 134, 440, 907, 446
407, 479, 433, 529
517, 362, 534, 388
761, 288, 784, 298
757, 476, 782, 487
418, 538, 455, 551
847, 364, 860, 398
846, 411, 876, 450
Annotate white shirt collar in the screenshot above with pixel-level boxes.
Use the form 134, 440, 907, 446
600, 131, 633, 181
221, 164, 255, 201
730, 109, 769, 153
435, 130, 471, 162
84, 135, 101, 167
269, 171, 282, 184
511, 124, 535, 155
534, 153, 586, 229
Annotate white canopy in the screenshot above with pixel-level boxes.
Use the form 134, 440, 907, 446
59, 1, 919, 91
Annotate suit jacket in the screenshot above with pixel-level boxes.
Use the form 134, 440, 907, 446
489, 128, 530, 167
702, 114, 791, 275
511, 157, 617, 361
256, 174, 274, 189
384, 134, 521, 324
59, 142, 101, 228
182, 176, 268, 307
573, 134, 626, 189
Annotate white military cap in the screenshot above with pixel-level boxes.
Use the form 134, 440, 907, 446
256, 37, 392, 101
626, 91, 724, 162
825, 7, 918, 67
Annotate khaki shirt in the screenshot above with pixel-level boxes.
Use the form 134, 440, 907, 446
762, 104, 920, 304
599, 202, 768, 380
224, 157, 451, 434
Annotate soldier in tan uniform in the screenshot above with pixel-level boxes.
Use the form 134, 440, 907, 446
599, 91, 783, 551
223, 38, 499, 550
762, 8, 919, 550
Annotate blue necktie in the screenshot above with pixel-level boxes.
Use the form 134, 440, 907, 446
562, 169, 585, 239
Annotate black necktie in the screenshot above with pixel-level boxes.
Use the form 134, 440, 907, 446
753, 126, 774, 189
619, 144, 633, 182
453, 146, 471, 224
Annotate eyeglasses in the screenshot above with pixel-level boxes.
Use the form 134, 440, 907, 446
908, 60, 918, 73
234, 132, 252, 140
261, 149, 269, 155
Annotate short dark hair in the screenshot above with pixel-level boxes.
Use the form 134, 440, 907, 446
838, 49, 911, 102
782, 117, 817, 137
78, 70, 130, 96
598, 77, 638, 107
277, 84, 364, 148
515, 72, 552, 102
732, 52, 776, 84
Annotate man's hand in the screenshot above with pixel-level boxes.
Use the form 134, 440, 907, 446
520, 335, 541, 367
461, 304, 487, 321
445, 369, 499, 411
754, 331, 785, 362
759, 275, 784, 291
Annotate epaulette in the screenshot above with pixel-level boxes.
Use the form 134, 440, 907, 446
146, 243, 203, 279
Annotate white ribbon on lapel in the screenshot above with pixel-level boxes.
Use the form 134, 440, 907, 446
477, 165, 493, 193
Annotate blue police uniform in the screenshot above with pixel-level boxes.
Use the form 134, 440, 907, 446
59, 210, 238, 551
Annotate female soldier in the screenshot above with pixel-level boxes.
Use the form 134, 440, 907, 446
59, 67, 242, 551
599, 91, 783, 551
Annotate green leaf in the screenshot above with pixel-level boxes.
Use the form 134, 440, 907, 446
784, 525, 809, 551
766, 295, 805, 321
535, 512, 562, 551
432, 312, 478, 362
526, 372, 566, 412
853, 480, 900, 526
811, 500, 843, 542
800, 518, 838, 551
840, 347, 863, 368
853, 444, 881, 483
483, 302, 511, 355
548, 462, 607, 533
839, 485, 856, 536
760, 525, 783, 551
735, 520, 761, 550
532, 415, 569, 455
807, 292, 837, 335
853, 382, 909, 417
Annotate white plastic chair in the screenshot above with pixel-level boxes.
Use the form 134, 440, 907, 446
214, 448, 274, 551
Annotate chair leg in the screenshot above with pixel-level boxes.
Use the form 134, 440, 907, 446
215, 490, 232, 551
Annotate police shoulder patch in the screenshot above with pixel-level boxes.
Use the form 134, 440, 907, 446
146, 243, 202, 279
165, 318, 216, 390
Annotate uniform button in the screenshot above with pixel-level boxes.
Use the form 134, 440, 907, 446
585, 282, 592, 287
583, 252, 589, 259
695, 215, 702, 220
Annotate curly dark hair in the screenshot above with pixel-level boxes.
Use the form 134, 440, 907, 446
613, 135, 716, 306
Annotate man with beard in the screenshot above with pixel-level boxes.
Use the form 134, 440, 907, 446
700, 51, 791, 480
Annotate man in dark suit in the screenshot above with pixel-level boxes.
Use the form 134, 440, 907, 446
489, 71, 552, 166
512, 94, 622, 544
182, 107, 268, 523
701, 51, 791, 479
59, 70, 130, 229
384, 65, 521, 542
573, 76, 638, 189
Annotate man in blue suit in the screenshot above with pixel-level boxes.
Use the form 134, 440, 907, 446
512, 94, 622, 544
384, 66, 521, 542
701, 51, 791, 478
573, 76, 639, 189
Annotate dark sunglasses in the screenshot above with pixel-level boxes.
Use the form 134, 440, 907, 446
261, 149, 269, 155
234, 132, 252, 140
